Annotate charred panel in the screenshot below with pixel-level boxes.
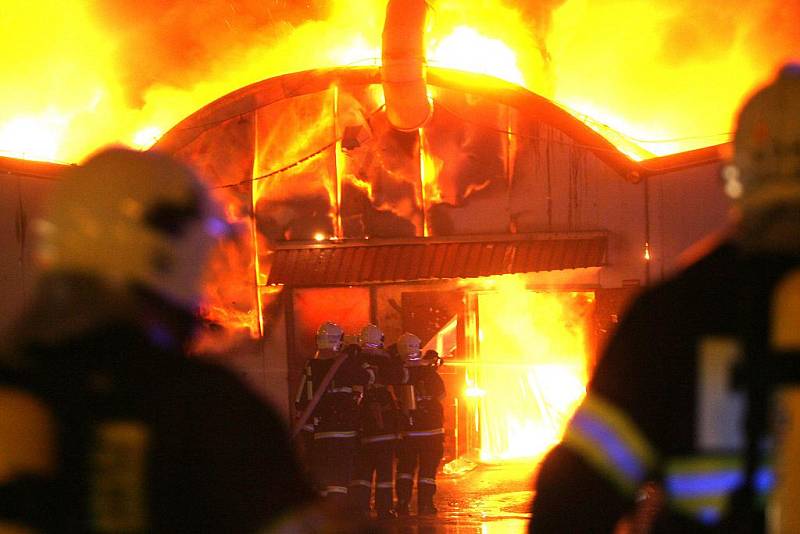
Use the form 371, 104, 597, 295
340, 104, 422, 238
401, 289, 464, 347
254, 91, 337, 243
423, 89, 510, 235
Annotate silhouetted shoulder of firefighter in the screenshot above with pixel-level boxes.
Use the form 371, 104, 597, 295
335, 344, 374, 386
166, 354, 316, 531
2, 282, 315, 532
359, 347, 405, 385
410, 365, 445, 397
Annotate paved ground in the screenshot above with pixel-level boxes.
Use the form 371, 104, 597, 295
374, 460, 536, 533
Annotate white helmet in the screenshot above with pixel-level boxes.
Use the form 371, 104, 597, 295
359, 324, 384, 349
316, 321, 344, 351
34, 147, 229, 311
727, 64, 800, 252
397, 332, 422, 363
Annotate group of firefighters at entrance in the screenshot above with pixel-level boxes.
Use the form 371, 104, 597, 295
293, 322, 446, 519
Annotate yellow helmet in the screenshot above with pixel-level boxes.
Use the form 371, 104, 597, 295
733, 64, 800, 193
728, 64, 800, 252
34, 147, 229, 310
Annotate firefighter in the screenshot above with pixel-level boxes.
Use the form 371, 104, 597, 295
293, 321, 371, 508
349, 323, 406, 519
0, 148, 317, 533
395, 334, 446, 516
529, 64, 800, 533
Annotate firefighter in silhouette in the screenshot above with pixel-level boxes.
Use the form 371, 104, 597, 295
529, 64, 800, 534
349, 323, 406, 519
293, 321, 371, 508
394, 333, 446, 517
0, 148, 317, 533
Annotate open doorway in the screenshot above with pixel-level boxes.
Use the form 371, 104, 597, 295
409, 275, 596, 466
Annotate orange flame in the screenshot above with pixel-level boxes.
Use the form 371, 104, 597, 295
3, 0, 796, 356
2, 0, 796, 164
420, 133, 444, 206
192, 191, 263, 353
430, 26, 526, 87
462, 275, 593, 462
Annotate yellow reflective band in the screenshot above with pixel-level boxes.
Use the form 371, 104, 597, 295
667, 455, 741, 474
580, 395, 657, 469
665, 454, 775, 526
670, 494, 730, 525
563, 425, 638, 494
562, 394, 657, 496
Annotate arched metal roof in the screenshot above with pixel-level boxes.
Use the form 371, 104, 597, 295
153, 66, 725, 182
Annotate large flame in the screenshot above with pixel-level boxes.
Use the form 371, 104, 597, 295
429, 26, 526, 87
7, 0, 792, 357
461, 275, 593, 462
2, 0, 796, 163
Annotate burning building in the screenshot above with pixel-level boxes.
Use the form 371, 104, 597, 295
153, 71, 740, 466
0, 1, 742, 466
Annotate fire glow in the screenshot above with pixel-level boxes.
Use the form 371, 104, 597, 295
2, 0, 796, 163
429, 26, 526, 87
461, 275, 593, 462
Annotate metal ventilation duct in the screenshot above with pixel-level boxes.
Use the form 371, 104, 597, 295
381, 0, 433, 131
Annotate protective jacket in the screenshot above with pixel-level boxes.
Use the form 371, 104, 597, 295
349, 347, 406, 517
0, 284, 315, 534
529, 240, 798, 533
396, 364, 446, 513
357, 348, 406, 444
401, 365, 445, 437
298, 347, 371, 438
295, 346, 372, 504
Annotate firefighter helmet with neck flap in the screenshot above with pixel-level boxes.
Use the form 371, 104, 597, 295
359, 324, 384, 350
34, 147, 229, 311
727, 63, 800, 252
397, 332, 422, 364
316, 321, 344, 352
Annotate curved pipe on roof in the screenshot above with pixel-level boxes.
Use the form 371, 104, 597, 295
381, 0, 432, 131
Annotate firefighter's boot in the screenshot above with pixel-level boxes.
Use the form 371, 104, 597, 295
418, 478, 437, 515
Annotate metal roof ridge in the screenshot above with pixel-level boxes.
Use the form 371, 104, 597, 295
0, 155, 71, 181
638, 144, 726, 175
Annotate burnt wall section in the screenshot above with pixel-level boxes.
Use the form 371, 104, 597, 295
647, 161, 730, 279
286, 286, 371, 417
0, 159, 61, 334
255, 90, 339, 242
401, 290, 464, 348
173, 114, 262, 353
157, 68, 636, 252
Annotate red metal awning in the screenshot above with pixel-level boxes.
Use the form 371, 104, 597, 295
267, 232, 608, 287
